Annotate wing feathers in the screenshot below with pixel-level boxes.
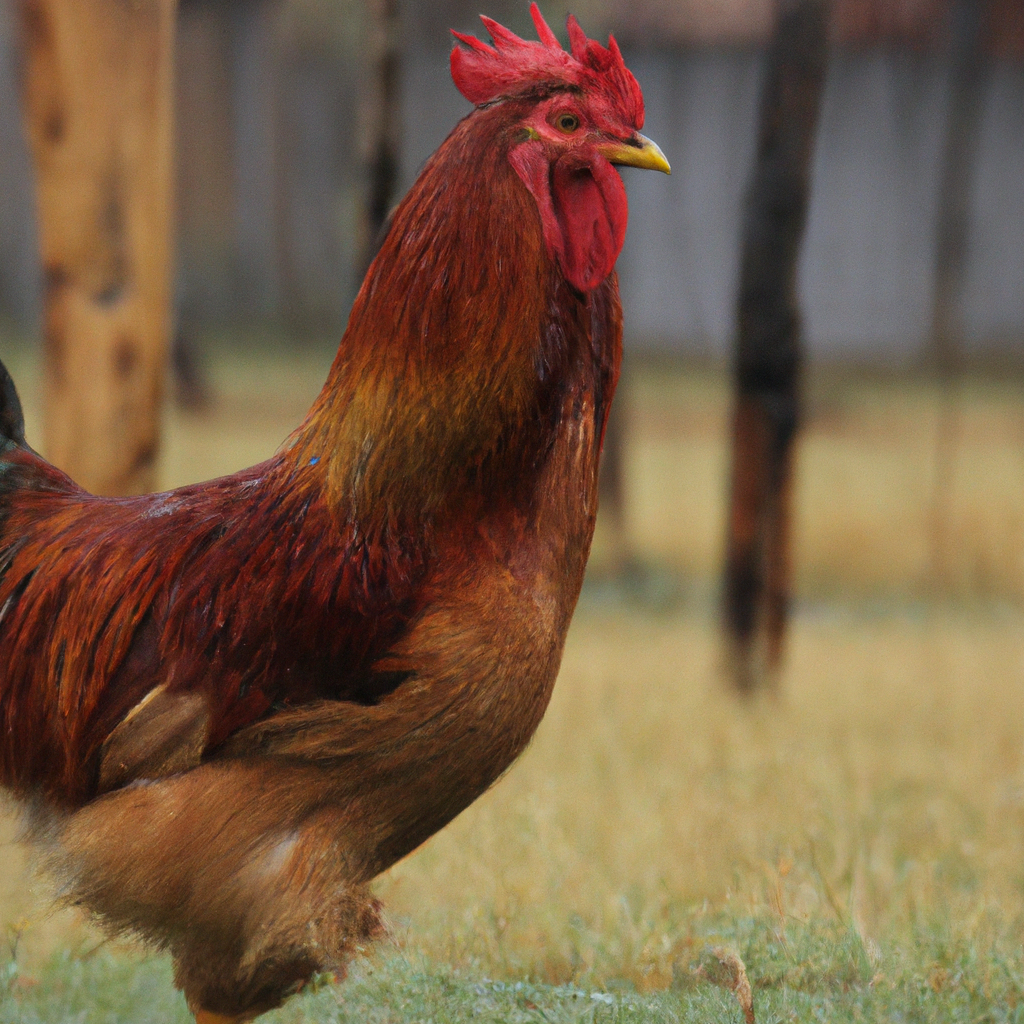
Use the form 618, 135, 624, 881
98, 684, 210, 793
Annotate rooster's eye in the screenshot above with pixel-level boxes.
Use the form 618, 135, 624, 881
555, 113, 580, 134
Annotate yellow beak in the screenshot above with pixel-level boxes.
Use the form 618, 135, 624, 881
600, 133, 671, 174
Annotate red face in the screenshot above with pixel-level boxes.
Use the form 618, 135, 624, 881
450, 6, 670, 292
509, 92, 670, 292
517, 91, 643, 156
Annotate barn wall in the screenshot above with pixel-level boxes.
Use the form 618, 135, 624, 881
610, 49, 761, 357
617, 47, 1024, 361
176, 3, 238, 325
802, 52, 1024, 360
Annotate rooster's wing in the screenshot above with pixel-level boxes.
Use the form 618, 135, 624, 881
0, 428, 418, 807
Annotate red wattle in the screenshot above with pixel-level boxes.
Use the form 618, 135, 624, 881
509, 142, 628, 293
552, 156, 627, 292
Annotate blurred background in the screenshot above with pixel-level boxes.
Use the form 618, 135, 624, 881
0, 0, 1023, 1003
0, 0, 1019, 353
0, 0, 1020, 605
0, 0, 1019, 349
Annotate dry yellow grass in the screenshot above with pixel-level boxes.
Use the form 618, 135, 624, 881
0, 343, 1022, 994
378, 606, 1024, 985
615, 367, 1024, 599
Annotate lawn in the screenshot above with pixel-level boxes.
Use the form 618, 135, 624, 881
0, 341, 1022, 1022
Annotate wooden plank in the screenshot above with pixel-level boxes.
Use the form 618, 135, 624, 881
928, 0, 989, 586
723, 0, 828, 693
355, 0, 402, 281
19, 0, 176, 495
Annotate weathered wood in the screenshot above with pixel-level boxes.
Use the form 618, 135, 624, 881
723, 0, 828, 693
928, 0, 988, 587
175, 2, 236, 324
19, 0, 176, 495
355, 0, 402, 282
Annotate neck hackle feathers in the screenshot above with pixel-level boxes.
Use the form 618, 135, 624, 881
450, 3, 644, 129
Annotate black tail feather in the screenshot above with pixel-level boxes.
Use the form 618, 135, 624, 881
0, 358, 26, 447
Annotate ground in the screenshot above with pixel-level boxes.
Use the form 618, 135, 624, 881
0, 338, 1022, 1022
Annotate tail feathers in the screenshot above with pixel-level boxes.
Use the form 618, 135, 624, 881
0, 358, 26, 449
0, 361, 83, 497
0, 356, 72, 497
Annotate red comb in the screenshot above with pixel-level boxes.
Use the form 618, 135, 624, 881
450, 3, 644, 128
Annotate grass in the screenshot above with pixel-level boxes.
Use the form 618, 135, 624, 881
3, 916, 1024, 1022
0, 340, 1023, 1020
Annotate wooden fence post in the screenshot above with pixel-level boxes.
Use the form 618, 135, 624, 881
928, 0, 989, 589
723, 0, 828, 693
355, 0, 401, 282
19, 0, 176, 495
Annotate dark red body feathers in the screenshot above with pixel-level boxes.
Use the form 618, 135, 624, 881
0, 9, 646, 1019
0, 454, 418, 806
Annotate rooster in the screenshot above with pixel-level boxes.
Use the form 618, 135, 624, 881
0, 7, 668, 1022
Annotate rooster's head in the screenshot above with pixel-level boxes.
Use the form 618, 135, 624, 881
451, 3, 670, 292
